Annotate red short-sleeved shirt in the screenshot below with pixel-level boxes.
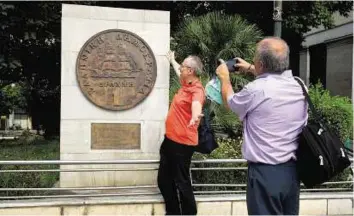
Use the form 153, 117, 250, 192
165, 79, 205, 146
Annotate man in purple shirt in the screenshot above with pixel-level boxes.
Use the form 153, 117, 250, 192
216, 37, 308, 215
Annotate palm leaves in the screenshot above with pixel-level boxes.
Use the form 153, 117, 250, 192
170, 12, 263, 137
173, 12, 262, 75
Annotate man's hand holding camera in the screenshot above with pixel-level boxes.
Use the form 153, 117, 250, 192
216, 59, 230, 82
234, 57, 255, 75
215, 57, 254, 108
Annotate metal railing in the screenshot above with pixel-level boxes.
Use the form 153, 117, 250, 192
0, 158, 352, 200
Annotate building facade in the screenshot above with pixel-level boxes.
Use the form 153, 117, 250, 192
0, 109, 32, 130
299, 11, 353, 98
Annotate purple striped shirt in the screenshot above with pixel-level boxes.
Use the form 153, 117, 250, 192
227, 70, 308, 164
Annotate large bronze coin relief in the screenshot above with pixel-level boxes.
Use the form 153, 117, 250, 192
76, 29, 157, 111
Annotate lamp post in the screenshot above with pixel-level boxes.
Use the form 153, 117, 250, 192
273, 0, 282, 37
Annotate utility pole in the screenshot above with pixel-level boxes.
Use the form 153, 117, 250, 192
273, 0, 282, 37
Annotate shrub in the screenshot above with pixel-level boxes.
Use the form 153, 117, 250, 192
308, 82, 353, 142
192, 137, 247, 192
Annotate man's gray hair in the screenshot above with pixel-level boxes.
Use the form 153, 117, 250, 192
185, 55, 204, 76
256, 37, 290, 73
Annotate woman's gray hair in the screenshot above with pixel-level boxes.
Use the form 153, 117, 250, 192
256, 37, 290, 73
185, 55, 204, 76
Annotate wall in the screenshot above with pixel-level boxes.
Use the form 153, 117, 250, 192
326, 37, 353, 97
4, 110, 32, 130
299, 36, 353, 98
299, 11, 353, 98
299, 49, 310, 85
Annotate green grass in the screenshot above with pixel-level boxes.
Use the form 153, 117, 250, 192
0, 137, 60, 197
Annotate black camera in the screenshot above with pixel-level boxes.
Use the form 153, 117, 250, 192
218, 58, 240, 73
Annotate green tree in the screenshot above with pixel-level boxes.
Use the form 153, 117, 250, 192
173, 12, 263, 74
171, 12, 263, 137
0, 2, 61, 135
0, 83, 27, 115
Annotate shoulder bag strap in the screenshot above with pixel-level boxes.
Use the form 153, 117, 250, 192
294, 77, 323, 126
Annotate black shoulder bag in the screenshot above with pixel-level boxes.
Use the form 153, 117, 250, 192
294, 77, 351, 188
195, 105, 219, 154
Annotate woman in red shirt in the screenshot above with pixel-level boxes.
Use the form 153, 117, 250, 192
158, 51, 205, 215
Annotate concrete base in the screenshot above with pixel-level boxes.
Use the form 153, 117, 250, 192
0, 192, 352, 215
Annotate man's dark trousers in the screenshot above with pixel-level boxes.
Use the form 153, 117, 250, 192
247, 160, 300, 215
157, 136, 197, 215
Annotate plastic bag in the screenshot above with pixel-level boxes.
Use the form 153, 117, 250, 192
205, 76, 223, 105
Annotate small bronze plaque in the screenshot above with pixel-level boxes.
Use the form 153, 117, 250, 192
91, 123, 140, 149
76, 29, 157, 111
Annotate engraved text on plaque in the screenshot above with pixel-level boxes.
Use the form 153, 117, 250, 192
91, 123, 141, 149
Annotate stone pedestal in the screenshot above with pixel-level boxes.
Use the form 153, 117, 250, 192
60, 4, 170, 187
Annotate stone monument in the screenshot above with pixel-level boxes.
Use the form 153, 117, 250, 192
60, 4, 170, 187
